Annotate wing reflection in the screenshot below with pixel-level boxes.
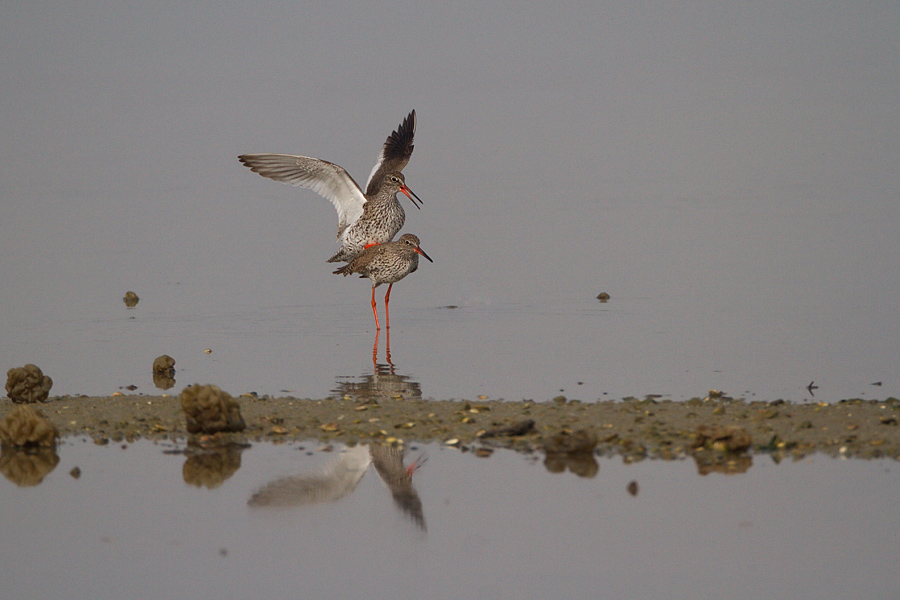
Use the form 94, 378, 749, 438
248, 443, 427, 531
248, 444, 372, 506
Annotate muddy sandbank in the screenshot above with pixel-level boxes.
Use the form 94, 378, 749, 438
6, 393, 899, 462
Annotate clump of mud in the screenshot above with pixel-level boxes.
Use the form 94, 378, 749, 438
6, 364, 53, 404
123, 291, 139, 307
152, 355, 176, 390
179, 384, 246, 434
0, 404, 60, 447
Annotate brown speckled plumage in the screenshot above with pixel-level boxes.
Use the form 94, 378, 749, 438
333, 234, 433, 330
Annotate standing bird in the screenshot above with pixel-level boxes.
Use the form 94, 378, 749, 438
333, 233, 432, 330
238, 110, 422, 263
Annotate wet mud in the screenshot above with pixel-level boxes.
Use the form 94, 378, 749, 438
4, 393, 898, 463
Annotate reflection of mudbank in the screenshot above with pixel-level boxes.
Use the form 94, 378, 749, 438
0, 447, 60, 486
691, 452, 753, 475
543, 452, 599, 478
183, 445, 244, 488
332, 330, 423, 402
153, 371, 176, 390
0, 404, 62, 485
690, 424, 753, 475
542, 429, 599, 478
249, 443, 427, 531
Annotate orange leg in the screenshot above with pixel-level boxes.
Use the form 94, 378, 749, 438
383, 283, 394, 330
371, 285, 380, 331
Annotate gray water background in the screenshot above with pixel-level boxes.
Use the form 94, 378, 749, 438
2, 439, 897, 599
1, 1, 898, 403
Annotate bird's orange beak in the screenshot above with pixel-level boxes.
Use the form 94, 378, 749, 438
399, 184, 423, 209
415, 246, 433, 263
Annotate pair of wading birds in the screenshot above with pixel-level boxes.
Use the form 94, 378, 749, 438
239, 111, 430, 331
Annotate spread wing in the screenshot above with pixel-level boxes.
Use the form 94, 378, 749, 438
239, 154, 367, 238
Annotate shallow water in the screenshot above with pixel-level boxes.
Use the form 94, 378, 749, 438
1, 439, 897, 600
1, 1, 899, 403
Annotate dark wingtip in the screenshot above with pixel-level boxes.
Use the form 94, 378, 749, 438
384, 111, 416, 159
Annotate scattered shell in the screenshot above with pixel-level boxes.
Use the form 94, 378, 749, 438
444, 438, 460, 446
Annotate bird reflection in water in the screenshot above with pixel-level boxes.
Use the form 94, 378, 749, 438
248, 443, 427, 531
331, 328, 423, 403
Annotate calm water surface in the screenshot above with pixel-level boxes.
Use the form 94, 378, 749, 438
1, 1, 898, 403
1, 439, 898, 600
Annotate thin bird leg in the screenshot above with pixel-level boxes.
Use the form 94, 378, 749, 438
383, 283, 394, 330
371, 285, 380, 331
